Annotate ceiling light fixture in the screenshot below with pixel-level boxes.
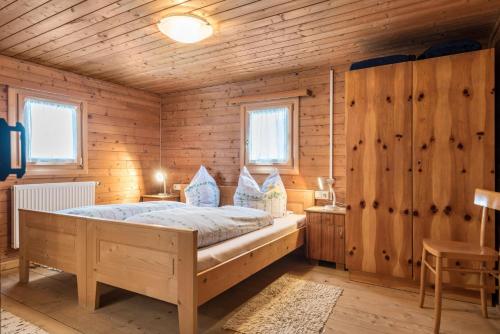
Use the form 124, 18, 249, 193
157, 14, 213, 43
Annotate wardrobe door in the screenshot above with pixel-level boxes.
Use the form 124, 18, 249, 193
346, 62, 413, 279
412, 49, 495, 283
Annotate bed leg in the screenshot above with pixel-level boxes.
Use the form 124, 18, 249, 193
86, 279, 101, 311
178, 303, 197, 334
76, 274, 87, 307
177, 231, 198, 334
19, 257, 30, 283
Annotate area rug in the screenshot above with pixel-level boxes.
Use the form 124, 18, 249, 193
223, 274, 343, 334
1, 309, 49, 334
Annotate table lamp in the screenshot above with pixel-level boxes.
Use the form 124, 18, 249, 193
155, 170, 167, 195
317, 176, 336, 209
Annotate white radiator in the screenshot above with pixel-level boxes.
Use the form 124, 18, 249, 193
11, 181, 96, 249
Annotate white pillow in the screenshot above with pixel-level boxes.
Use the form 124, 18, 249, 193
184, 166, 220, 207
233, 167, 287, 217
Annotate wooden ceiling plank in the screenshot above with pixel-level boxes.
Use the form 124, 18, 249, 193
94, 0, 487, 84
145, 26, 491, 92
59, 0, 349, 71
87, 0, 488, 82
0, 0, 83, 41
0, 0, 159, 53
12, 0, 190, 60
2, 0, 155, 57
44, 0, 297, 66
54, 0, 325, 68
73, 0, 399, 77
0, 0, 50, 27
27, 0, 223, 63
0, 0, 17, 11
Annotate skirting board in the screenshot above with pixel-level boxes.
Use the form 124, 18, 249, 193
349, 271, 492, 306
1, 258, 19, 271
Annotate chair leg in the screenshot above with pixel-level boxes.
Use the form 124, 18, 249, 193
433, 256, 443, 334
479, 264, 488, 318
419, 248, 427, 308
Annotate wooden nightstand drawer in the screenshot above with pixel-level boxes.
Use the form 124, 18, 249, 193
305, 206, 346, 267
141, 194, 180, 202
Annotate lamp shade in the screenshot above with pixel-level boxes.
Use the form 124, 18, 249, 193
155, 171, 166, 183
158, 15, 213, 43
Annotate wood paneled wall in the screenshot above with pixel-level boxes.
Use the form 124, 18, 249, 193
0, 55, 161, 260
161, 65, 347, 198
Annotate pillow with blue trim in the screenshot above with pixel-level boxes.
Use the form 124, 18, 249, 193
184, 166, 220, 207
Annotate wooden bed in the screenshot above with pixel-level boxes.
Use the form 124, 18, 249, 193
18, 186, 314, 334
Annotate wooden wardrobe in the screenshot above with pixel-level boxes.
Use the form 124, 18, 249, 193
345, 49, 495, 290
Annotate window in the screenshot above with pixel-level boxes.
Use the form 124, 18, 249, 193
8, 87, 88, 176
241, 98, 299, 174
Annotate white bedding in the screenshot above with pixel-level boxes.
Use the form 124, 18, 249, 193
57, 201, 187, 220
197, 213, 305, 272
125, 206, 273, 248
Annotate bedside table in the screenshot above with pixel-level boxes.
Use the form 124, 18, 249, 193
141, 194, 180, 202
305, 206, 346, 269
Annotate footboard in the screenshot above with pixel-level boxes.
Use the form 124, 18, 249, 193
85, 218, 198, 334
18, 209, 87, 306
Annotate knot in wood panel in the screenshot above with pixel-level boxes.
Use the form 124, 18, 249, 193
443, 206, 452, 215
388, 207, 394, 213
457, 142, 464, 150
372, 201, 379, 209
412, 210, 419, 217
386, 96, 392, 103
359, 200, 366, 209
462, 88, 470, 97
417, 92, 424, 101
464, 214, 472, 221
430, 205, 438, 214
350, 100, 355, 107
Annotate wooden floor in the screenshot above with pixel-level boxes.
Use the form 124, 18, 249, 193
1, 254, 499, 334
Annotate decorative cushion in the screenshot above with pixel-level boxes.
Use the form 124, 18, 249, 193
184, 166, 220, 207
233, 167, 287, 217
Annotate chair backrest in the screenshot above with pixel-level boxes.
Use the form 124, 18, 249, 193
474, 189, 500, 247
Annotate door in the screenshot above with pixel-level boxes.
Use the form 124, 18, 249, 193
412, 49, 495, 284
345, 62, 413, 278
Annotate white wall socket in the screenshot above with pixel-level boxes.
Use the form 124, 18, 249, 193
173, 184, 182, 191
314, 190, 329, 200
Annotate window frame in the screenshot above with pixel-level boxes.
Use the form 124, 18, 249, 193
240, 97, 299, 175
8, 87, 88, 176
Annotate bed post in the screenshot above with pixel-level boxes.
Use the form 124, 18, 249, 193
177, 230, 198, 334
18, 210, 30, 283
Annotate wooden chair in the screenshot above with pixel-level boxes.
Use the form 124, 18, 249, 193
419, 188, 500, 334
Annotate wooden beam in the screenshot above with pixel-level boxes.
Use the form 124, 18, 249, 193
228, 89, 312, 104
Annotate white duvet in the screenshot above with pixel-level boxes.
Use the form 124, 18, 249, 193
57, 201, 186, 220
125, 206, 273, 248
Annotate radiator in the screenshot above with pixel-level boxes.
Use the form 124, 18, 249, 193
11, 181, 96, 249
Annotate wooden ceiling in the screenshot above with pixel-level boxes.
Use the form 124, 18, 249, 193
0, 0, 499, 93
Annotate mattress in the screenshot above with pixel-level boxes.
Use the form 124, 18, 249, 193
197, 213, 305, 272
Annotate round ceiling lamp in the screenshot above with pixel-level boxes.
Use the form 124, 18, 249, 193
157, 14, 213, 43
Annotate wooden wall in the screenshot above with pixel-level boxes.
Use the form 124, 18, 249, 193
0, 55, 161, 261
161, 65, 347, 199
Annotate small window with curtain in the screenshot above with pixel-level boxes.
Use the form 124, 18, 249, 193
241, 98, 299, 174
8, 87, 88, 176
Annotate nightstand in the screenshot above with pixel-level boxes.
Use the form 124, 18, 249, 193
305, 206, 346, 269
141, 194, 180, 202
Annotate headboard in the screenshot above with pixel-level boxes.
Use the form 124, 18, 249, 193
178, 185, 314, 214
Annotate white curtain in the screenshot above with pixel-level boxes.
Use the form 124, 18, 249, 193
248, 107, 289, 163
24, 98, 78, 162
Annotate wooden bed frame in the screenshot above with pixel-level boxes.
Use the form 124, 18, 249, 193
18, 186, 314, 334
